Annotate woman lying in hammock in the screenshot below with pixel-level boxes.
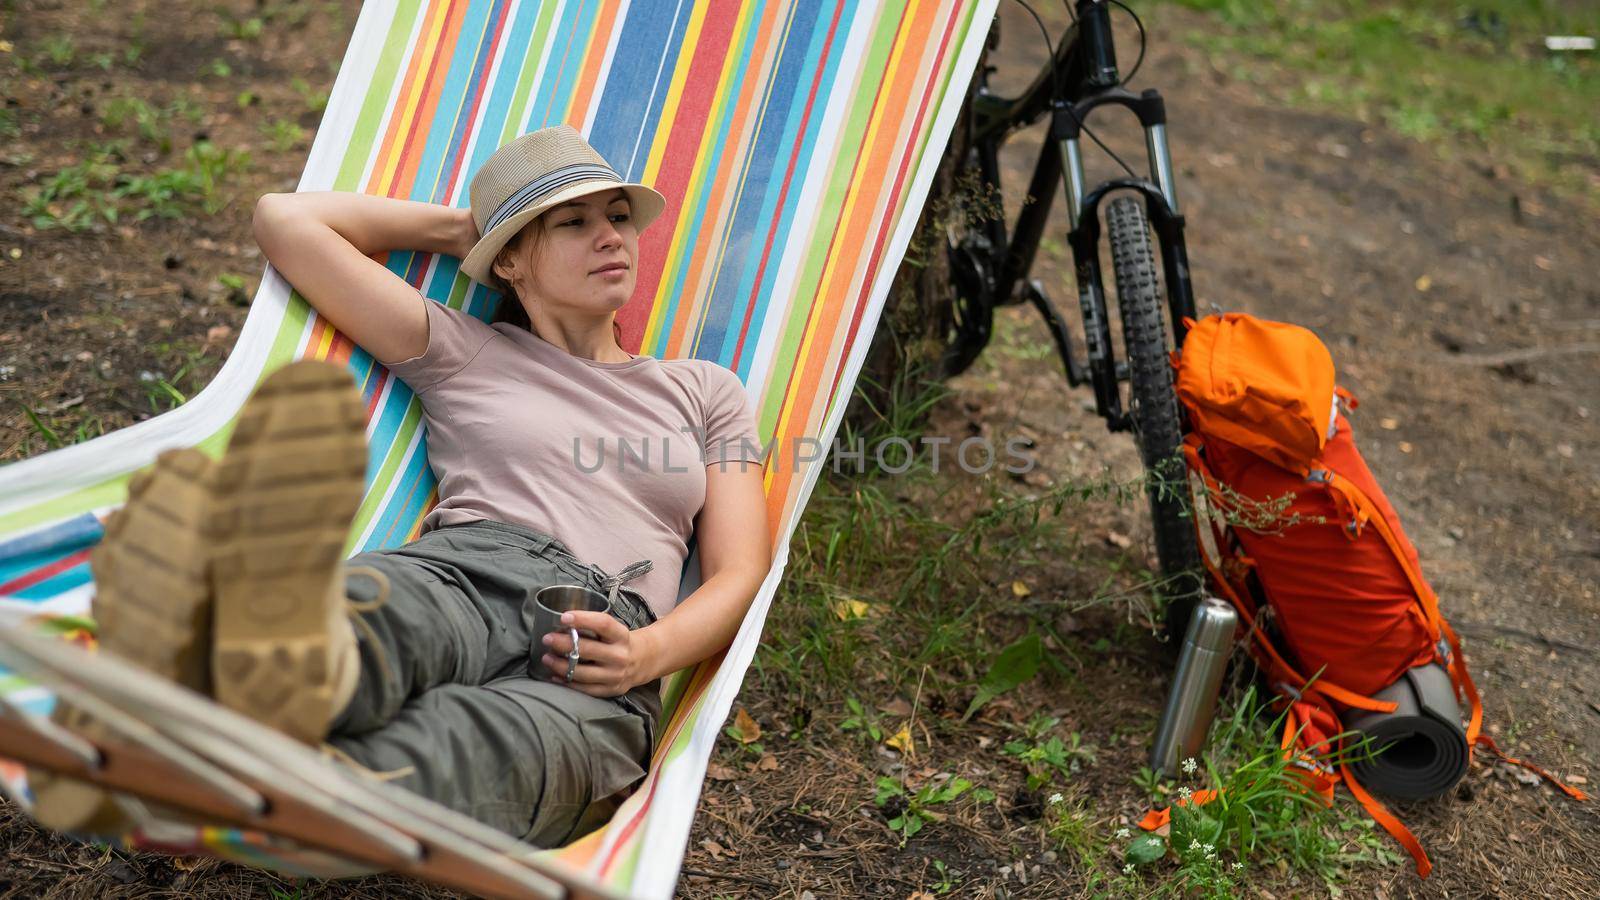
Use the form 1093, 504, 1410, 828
29, 125, 771, 847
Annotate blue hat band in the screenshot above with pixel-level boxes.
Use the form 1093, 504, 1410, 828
484, 163, 623, 234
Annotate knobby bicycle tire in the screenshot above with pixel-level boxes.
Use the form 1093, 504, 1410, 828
1105, 195, 1202, 642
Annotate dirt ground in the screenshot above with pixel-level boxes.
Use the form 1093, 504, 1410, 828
2, 1, 1596, 898
678, 5, 1599, 897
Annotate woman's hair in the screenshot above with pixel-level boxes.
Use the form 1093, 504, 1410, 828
488, 225, 537, 331
488, 215, 626, 347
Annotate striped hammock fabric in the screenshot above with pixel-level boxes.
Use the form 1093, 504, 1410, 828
0, 0, 998, 895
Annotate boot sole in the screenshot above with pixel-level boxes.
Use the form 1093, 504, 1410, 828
30, 447, 215, 833
208, 361, 368, 745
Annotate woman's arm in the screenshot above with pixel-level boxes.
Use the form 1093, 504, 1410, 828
255, 191, 478, 259
252, 192, 478, 364
634, 459, 770, 681
543, 459, 771, 695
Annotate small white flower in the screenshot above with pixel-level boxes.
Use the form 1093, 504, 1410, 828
1232, 861, 1244, 872
1203, 843, 1215, 859
1123, 863, 1135, 875
1115, 827, 1131, 840
1178, 786, 1193, 801
1188, 838, 1200, 851
1182, 757, 1198, 775
1048, 792, 1063, 804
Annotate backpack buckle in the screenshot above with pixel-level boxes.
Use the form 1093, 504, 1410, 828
1305, 469, 1331, 485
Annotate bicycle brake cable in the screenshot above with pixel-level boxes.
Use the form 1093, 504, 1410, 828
1012, 0, 1142, 181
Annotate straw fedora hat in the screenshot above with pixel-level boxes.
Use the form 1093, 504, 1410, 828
459, 125, 666, 288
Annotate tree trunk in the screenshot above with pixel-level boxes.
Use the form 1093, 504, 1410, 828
842, 57, 985, 442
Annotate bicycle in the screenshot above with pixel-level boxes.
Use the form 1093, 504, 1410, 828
941, 0, 1202, 639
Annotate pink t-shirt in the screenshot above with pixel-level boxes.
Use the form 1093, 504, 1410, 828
385, 298, 764, 619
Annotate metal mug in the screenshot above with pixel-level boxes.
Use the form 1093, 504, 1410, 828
525, 584, 612, 681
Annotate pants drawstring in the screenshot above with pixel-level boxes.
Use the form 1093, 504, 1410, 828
598, 559, 652, 609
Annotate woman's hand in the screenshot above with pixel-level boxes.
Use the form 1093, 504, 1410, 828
539, 611, 649, 698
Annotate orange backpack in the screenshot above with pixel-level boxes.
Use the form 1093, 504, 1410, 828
1162, 312, 1585, 876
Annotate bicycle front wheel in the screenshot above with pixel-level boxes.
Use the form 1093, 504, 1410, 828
1105, 195, 1202, 642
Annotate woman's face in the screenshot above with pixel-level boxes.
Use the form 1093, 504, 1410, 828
494, 187, 638, 317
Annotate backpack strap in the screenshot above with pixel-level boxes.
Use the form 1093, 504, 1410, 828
1474, 732, 1589, 800
1182, 438, 1398, 713
1315, 470, 1589, 800
1340, 757, 1432, 877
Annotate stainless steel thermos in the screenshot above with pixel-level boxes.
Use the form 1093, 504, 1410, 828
1150, 597, 1238, 777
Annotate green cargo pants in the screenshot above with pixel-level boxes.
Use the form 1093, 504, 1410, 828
326, 520, 662, 847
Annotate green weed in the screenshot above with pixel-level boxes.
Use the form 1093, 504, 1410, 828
260, 118, 308, 152
23, 136, 251, 231
1043, 791, 1105, 869
838, 696, 885, 743
40, 34, 76, 67
22, 405, 63, 450
21, 144, 125, 231
1001, 715, 1097, 790
100, 97, 173, 152
1113, 686, 1399, 896
928, 858, 958, 893
220, 14, 265, 41
291, 76, 330, 115
138, 341, 214, 413
873, 774, 994, 845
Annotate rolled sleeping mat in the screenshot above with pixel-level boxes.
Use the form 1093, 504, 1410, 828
1345, 662, 1469, 800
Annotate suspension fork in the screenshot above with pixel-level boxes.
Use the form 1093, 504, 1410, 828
1053, 86, 1199, 427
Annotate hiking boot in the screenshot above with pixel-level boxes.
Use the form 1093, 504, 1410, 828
29, 447, 217, 834
208, 360, 369, 746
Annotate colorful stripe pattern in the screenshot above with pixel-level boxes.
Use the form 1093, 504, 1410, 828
0, 0, 997, 894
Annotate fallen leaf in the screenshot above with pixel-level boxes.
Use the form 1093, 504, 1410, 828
885, 724, 914, 755
1380, 417, 1399, 430
831, 597, 872, 621
727, 707, 762, 744
1105, 531, 1133, 549
706, 763, 738, 781
757, 754, 779, 771
878, 697, 913, 717
1534, 255, 1553, 271
1567, 774, 1588, 785
908, 892, 937, 900
700, 839, 725, 859
1398, 441, 1414, 454
205, 324, 234, 346
1010, 580, 1031, 597
1414, 275, 1432, 292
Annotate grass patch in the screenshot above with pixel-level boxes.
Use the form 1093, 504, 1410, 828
1157, 0, 1600, 202
747, 361, 1402, 890
1111, 686, 1400, 897
20, 138, 253, 231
